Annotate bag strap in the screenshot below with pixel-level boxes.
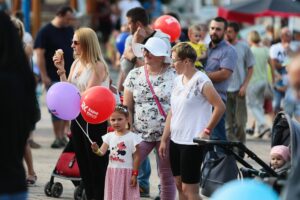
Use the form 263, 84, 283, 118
144, 66, 167, 119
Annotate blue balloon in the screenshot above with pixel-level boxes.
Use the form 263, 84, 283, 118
115, 32, 129, 54
211, 179, 279, 200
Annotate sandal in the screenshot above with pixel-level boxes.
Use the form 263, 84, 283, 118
26, 174, 37, 186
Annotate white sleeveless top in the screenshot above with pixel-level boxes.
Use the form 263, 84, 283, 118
70, 59, 109, 93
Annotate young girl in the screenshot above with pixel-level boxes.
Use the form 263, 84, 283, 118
270, 145, 291, 178
91, 105, 142, 200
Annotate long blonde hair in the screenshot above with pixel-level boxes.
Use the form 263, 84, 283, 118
75, 27, 109, 80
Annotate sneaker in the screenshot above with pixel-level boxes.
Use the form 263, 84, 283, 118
51, 139, 63, 149
139, 186, 150, 198
154, 196, 160, 200
28, 139, 41, 149
246, 128, 254, 135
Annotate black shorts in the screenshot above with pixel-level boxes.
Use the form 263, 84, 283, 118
169, 140, 204, 184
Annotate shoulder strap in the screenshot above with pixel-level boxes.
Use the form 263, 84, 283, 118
144, 66, 167, 119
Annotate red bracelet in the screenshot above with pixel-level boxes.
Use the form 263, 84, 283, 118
204, 128, 211, 135
132, 170, 138, 176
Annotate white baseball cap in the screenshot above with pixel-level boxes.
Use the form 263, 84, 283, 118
132, 37, 170, 58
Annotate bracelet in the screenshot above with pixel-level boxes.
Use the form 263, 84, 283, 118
95, 148, 104, 156
204, 128, 211, 135
132, 170, 138, 176
57, 69, 66, 76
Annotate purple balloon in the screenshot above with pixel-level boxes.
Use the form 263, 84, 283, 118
46, 82, 81, 120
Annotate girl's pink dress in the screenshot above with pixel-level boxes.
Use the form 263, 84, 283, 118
102, 131, 142, 200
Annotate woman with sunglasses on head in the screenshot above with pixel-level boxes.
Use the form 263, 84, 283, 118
123, 37, 177, 199
159, 42, 225, 200
53, 27, 110, 200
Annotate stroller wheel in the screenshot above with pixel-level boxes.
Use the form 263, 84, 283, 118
74, 185, 84, 200
44, 181, 52, 197
51, 182, 63, 198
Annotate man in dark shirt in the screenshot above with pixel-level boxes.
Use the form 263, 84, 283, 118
34, 6, 75, 148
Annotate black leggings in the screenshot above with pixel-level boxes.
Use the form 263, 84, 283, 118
71, 114, 108, 200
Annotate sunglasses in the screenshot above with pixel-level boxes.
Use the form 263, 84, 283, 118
72, 40, 80, 45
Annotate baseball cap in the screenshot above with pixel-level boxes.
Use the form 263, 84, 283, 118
132, 37, 170, 58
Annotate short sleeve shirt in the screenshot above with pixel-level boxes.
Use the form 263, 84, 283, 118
228, 41, 255, 92
269, 43, 287, 65
249, 46, 269, 84
123, 66, 176, 141
102, 131, 142, 169
206, 40, 237, 101
34, 23, 74, 81
170, 71, 212, 145
187, 42, 207, 68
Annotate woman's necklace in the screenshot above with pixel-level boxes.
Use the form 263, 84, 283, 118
147, 65, 165, 76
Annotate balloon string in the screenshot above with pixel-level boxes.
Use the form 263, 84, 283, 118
75, 119, 92, 144
86, 123, 90, 142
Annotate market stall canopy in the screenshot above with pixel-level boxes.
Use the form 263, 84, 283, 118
218, 0, 300, 24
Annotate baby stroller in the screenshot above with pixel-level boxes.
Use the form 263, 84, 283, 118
193, 111, 300, 197
44, 135, 84, 199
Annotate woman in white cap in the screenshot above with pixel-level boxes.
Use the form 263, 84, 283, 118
123, 37, 176, 199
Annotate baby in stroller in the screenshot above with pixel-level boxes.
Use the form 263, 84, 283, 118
270, 145, 291, 179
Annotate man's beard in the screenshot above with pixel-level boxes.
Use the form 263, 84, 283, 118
210, 34, 223, 44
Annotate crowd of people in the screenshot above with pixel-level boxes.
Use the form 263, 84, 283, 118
1, 1, 300, 200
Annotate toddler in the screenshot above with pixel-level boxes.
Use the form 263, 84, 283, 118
187, 24, 207, 71
270, 145, 291, 178
91, 105, 142, 200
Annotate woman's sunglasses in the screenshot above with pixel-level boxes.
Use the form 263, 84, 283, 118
72, 40, 80, 45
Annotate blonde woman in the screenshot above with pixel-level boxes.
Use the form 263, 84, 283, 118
53, 27, 110, 200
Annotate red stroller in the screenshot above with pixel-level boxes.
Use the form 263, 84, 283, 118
44, 135, 84, 199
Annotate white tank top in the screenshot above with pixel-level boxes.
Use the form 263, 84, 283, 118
70, 59, 109, 93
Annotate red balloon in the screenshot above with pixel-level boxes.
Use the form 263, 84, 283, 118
153, 15, 181, 42
80, 86, 116, 124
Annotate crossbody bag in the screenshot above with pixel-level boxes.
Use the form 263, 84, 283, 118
144, 66, 167, 119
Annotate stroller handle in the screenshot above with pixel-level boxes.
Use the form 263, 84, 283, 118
193, 137, 278, 177
193, 138, 242, 146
